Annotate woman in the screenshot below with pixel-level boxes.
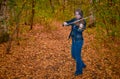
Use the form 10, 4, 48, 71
63, 9, 86, 76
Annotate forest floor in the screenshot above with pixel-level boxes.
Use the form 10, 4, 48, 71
0, 21, 120, 79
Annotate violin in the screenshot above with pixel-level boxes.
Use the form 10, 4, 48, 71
63, 15, 92, 26
74, 18, 84, 26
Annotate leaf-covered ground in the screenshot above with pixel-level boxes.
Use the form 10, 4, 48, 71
0, 22, 120, 79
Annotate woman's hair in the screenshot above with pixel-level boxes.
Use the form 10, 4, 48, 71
75, 9, 83, 18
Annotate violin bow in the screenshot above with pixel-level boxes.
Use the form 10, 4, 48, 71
66, 15, 93, 25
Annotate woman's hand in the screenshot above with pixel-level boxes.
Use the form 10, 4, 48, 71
63, 22, 68, 26
79, 23, 84, 30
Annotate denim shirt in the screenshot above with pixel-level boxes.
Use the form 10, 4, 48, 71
66, 18, 86, 41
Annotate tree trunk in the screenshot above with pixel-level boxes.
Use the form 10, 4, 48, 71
6, 1, 26, 53
49, 0, 54, 13
0, 0, 8, 33
30, 0, 35, 30
88, 0, 96, 28
108, 0, 114, 6
107, 0, 116, 25
62, 0, 65, 13
73, 0, 76, 12
0, 0, 9, 43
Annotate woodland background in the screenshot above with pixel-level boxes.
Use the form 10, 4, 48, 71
0, 0, 120, 79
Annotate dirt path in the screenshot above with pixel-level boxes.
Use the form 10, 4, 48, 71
0, 22, 119, 79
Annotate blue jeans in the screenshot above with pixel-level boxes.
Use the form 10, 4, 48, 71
71, 39, 86, 74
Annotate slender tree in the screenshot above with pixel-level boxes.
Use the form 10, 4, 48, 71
0, 0, 9, 43
6, 1, 27, 53
49, 0, 54, 13
30, 0, 35, 30
88, 0, 96, 27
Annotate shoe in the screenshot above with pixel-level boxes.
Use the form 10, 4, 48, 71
82, 65, 86, 68
74, 71, 83, 76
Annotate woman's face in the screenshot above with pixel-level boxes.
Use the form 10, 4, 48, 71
75, 11, 81, 19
